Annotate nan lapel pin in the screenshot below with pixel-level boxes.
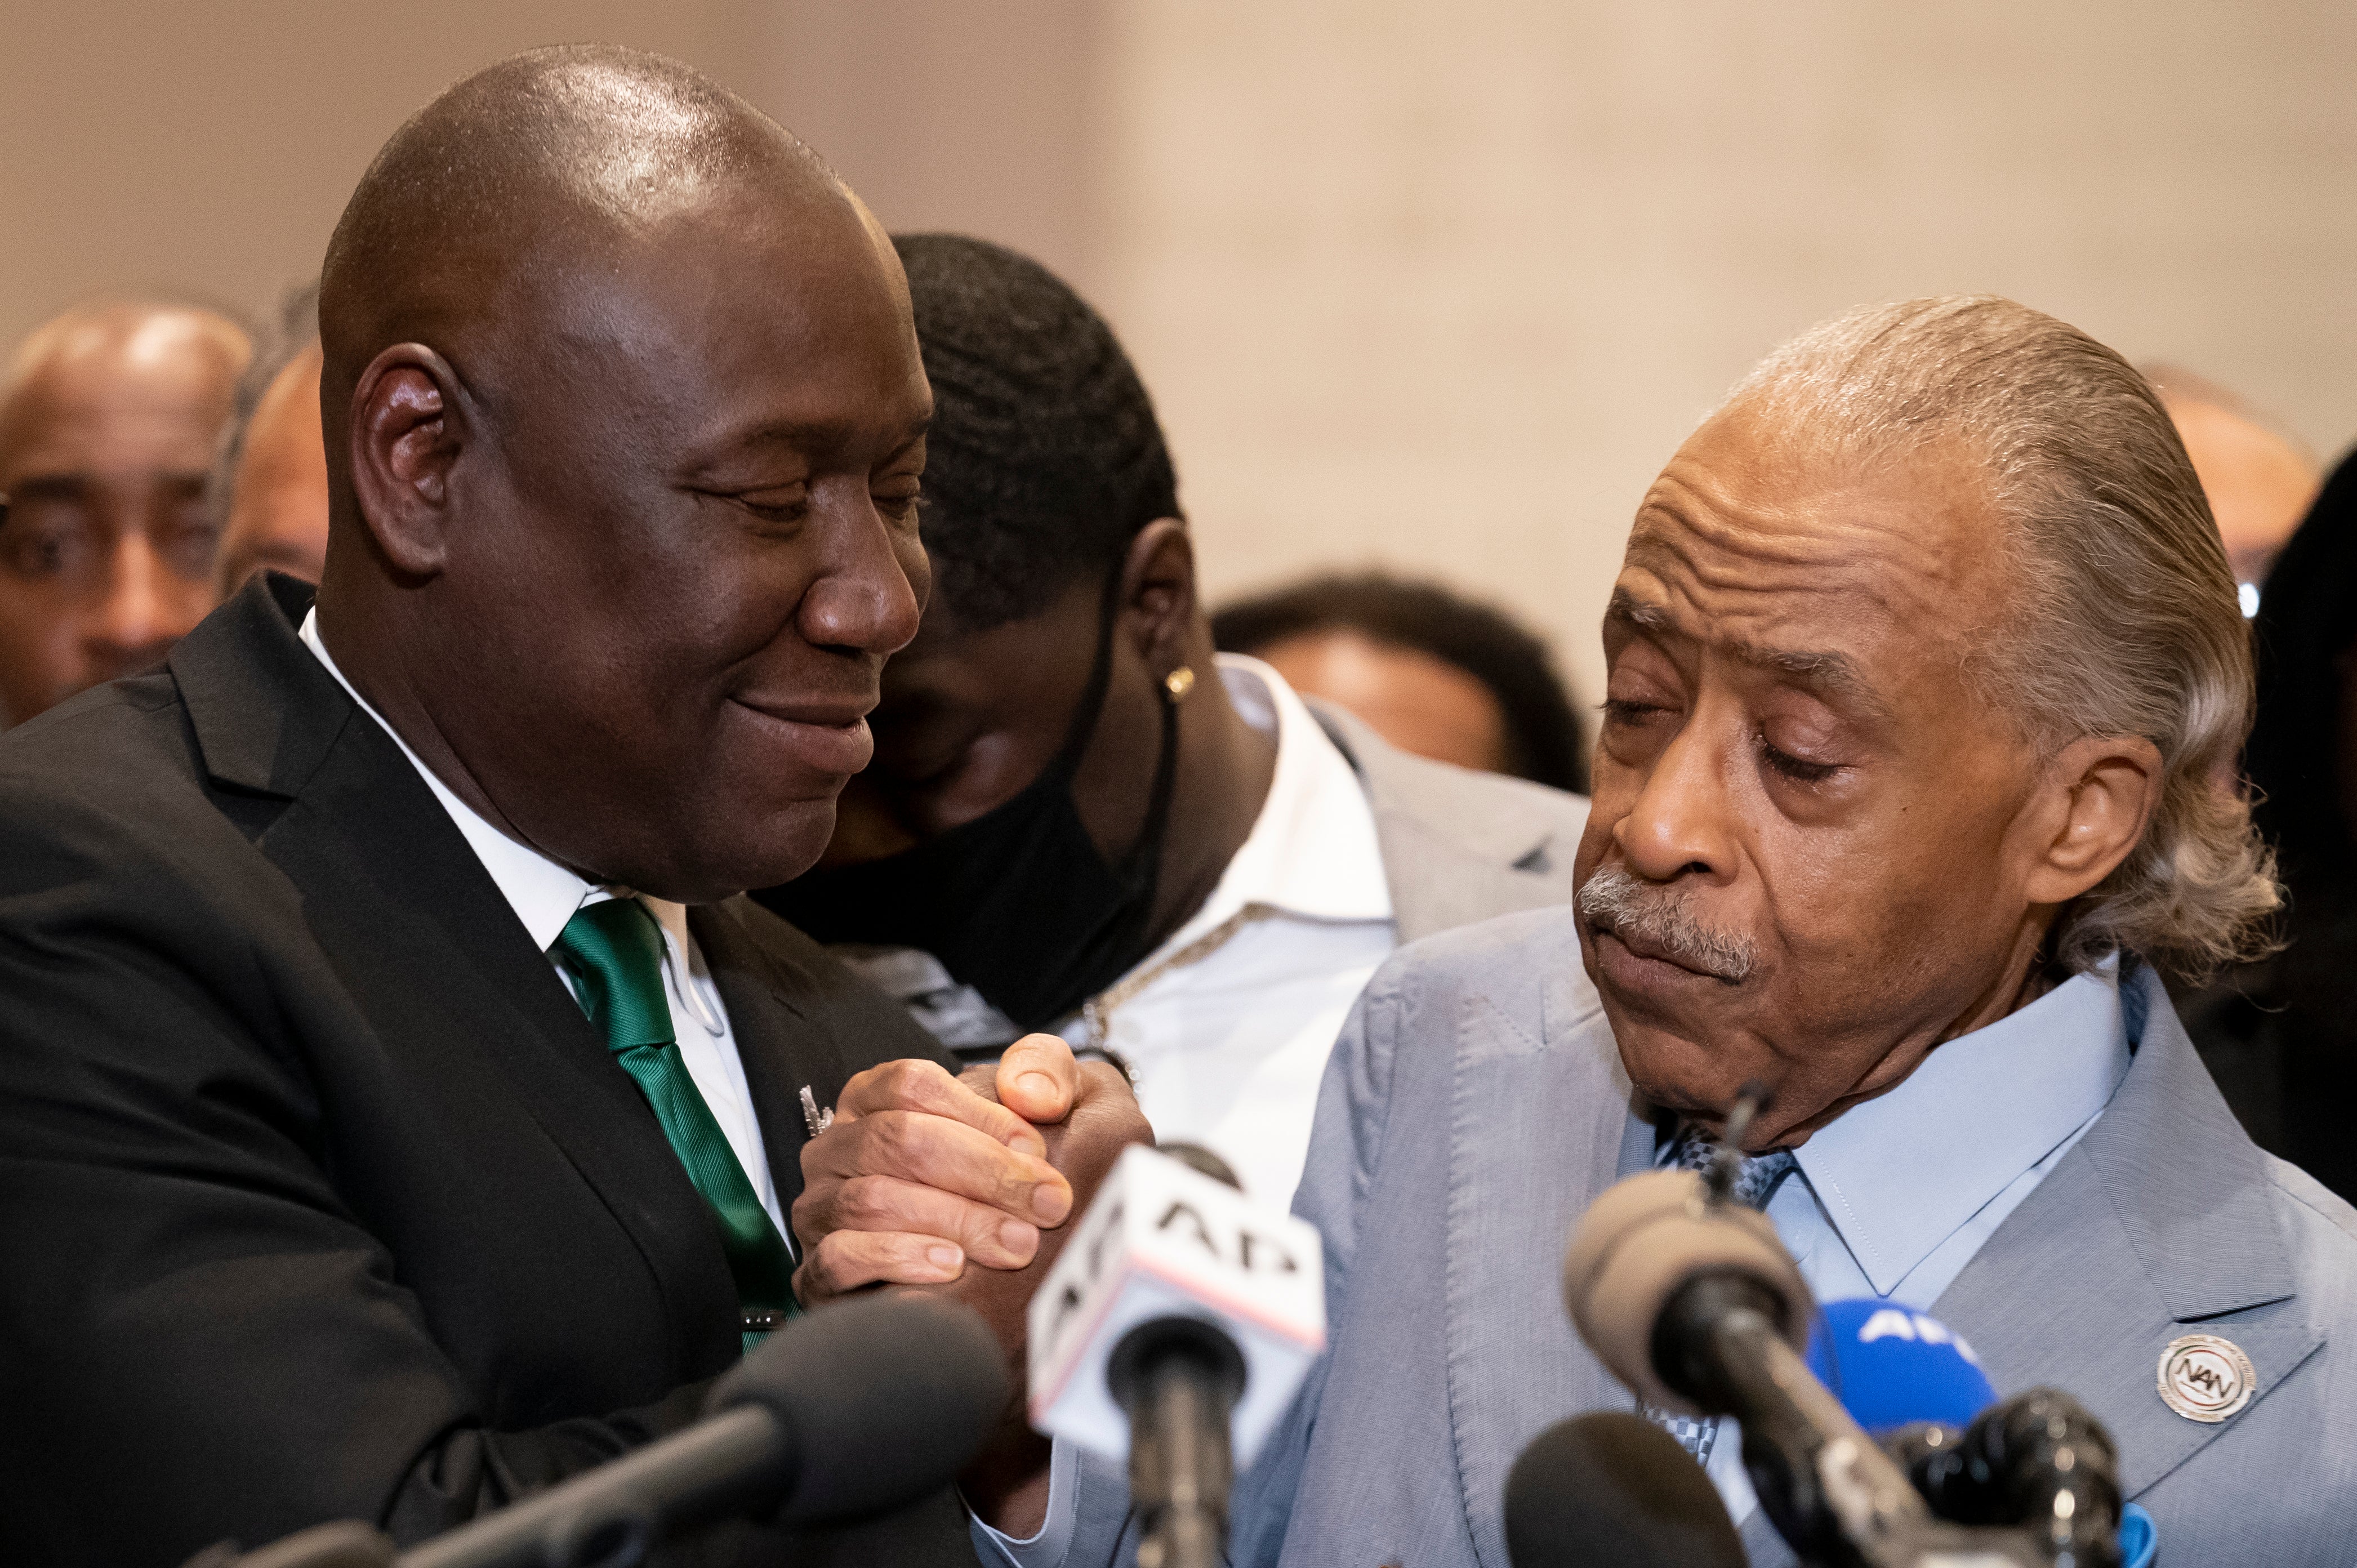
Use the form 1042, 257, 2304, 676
799, 1085, 835, 1138
2158, 1333, 2256, 1423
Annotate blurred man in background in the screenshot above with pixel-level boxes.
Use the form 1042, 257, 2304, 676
2144, 362, 2320, 602
762, 235, 1590, 1211
212, 284, 330, 593
0, 300, 249, 727
1213, 571, 1588, 791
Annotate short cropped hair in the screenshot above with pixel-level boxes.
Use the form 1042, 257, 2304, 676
893, 234, 1180, 629
1726, 296, 2278, 982
1212, 572, 1588, 794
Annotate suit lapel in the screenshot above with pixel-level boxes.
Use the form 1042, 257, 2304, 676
691, 898, 844, 1219
1442, 921, 1648, 1568
1932, 966, 2323, 1497
169, 572, 355, 799
178, 578, 741, 1351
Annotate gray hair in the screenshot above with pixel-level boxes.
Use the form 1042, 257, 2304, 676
1724, 296, 2278, 983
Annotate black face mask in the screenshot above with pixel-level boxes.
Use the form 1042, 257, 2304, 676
761, 581, 1182, 1032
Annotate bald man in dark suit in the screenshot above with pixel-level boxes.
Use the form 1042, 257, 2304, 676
0, 46, 1140, 1568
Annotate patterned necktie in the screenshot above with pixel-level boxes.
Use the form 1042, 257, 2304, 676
1670, 1121, 1799, 1209
1643, 1124, 1801, 1463
551, 898, 797, 1353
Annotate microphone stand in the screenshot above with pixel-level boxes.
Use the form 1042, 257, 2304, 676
1661, 1087, 2096, 1568
1108, 1315, 1248, 1568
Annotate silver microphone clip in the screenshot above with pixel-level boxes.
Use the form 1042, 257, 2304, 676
1701, 1079, 1774, 1209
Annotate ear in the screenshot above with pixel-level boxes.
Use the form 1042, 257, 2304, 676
1115, 518, 1198, 677
346, 343, 468, 579
2020, 733, 2167, 906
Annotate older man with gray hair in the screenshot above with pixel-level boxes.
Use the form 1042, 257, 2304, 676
983, 297, 2357, 1568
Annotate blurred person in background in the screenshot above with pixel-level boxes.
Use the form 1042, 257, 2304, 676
212, 283, 330, 593
760, 235, 1590, 1209
2181, 447, 2357, 1200
0, 300, 249, 727
1213, 570, 1588, 791
2144, 362, 2320, 607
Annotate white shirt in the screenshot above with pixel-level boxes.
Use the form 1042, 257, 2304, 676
1681, 961, 2134, 1525
297, 609, 787, 1241
973, 656, 1396, 1565
1056, 654, 1397, 1205
843, 656, 1396, 1207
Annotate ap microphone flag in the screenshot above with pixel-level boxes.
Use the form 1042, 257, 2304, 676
1804, 1298, 1997, 1433
1026, 1143, 1326, 1467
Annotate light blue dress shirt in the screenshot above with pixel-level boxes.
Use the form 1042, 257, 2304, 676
1675, 961, 2134, 1525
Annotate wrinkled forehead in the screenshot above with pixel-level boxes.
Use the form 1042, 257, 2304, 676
1612, 408, 2013, 709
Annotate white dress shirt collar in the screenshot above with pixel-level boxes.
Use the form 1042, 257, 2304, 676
297, 608, 698, 962
1793, 960, 2133, 1297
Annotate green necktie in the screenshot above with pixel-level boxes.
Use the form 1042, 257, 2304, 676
551, 898, 797, 1352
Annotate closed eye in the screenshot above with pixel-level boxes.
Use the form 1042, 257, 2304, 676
693, 487, 810, 528
735, 496, 809, 525
1601, 697, 1670, 725
1758, 734, 1840, 784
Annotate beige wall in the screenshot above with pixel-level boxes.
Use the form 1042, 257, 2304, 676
6, 1, 2352, 705
1088, 1, 2357, 702
0, 3, 759, 342
0, 0, 1094, 348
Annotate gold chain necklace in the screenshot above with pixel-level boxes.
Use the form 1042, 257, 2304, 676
1079, 900, 1285, 1053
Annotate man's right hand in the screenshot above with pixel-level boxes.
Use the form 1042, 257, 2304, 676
791, 1039, 1082, 1302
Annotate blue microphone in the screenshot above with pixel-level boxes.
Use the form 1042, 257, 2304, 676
1812, 1300, 2151, 1566
1805, 1298, 1996, 1433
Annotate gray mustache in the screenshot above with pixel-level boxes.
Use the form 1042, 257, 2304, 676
1574, 865, 1758, 983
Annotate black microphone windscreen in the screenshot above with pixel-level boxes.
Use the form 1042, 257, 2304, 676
1156, 1141, 1242, 1190
708, 1294, 1010, 1522
1504, 1413, 1745, 1568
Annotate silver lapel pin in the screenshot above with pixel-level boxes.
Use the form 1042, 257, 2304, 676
799, 1085, 835, 1138
2158, 1333, 2256, 1423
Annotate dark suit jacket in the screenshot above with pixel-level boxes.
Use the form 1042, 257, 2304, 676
0, 576, 965, 1568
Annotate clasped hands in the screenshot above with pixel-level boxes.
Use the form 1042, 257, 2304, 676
791, 1039, 1145, 1534
792, 1034, 1150, 1307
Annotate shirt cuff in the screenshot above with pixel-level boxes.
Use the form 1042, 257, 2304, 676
966, 1435, 1080, 1568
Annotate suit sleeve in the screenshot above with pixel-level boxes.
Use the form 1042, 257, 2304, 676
0, 798, 715, 1568
1224, 962, 1410, 1568
1291, 961, 1407, 1309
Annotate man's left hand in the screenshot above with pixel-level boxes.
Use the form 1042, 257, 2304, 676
790, 1035, 1149, 1300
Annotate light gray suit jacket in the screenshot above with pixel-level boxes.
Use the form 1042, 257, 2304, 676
1307, 701, 1589, 941
1047, 907, 2357, 1568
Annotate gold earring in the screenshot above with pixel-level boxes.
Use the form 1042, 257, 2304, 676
1163, 666, 1197, 703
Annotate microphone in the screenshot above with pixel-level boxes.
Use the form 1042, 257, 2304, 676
1026, 1143, 1326, 1568
396, 1293, 1008, 1568
1504, 1412, 1745, 1568
179, 1523, 396, 1568
1560, 1159, 2088, 1567
1806, 1299, 1998, 1433
1884, 1391, 2123, 1568
1804, 1300, 2124, 1562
